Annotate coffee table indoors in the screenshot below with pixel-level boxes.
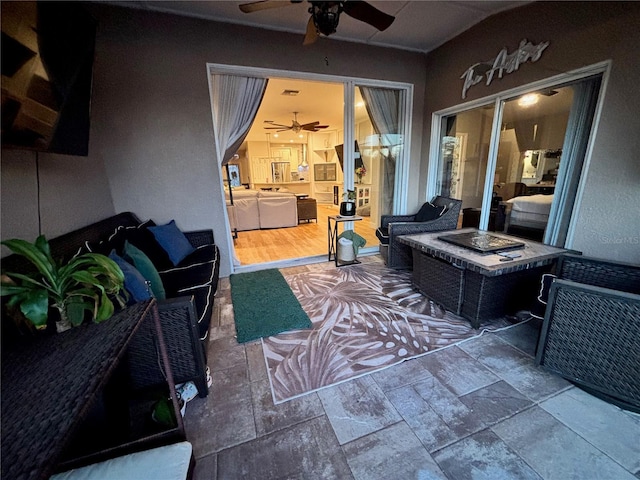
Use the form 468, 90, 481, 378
398, 228, 570, 328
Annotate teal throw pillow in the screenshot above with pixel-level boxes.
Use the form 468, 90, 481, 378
108, 250, 153, 303
123, 240, 166, 300
148, 220, 195, 266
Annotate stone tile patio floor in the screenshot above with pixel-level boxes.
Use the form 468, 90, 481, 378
184, 257, 640, 480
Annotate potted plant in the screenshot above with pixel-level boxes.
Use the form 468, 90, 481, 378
340, 189, 356, 216
0, 235, 126, 332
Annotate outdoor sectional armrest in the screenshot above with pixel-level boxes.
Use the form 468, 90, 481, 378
128, 295, 208, 397
535, 278, 640, 412
158, 296, 209, 397
388, 217, 457, 237
380, 214, 416, 229
556, 254, 640, 293
183, 229, 215, 249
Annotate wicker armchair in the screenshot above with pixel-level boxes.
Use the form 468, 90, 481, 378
535, 254, 640, 412
376, 196, 462, 269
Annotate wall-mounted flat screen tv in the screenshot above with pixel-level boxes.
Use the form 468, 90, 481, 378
1, 2, 97, 156
335, 141, 363, 171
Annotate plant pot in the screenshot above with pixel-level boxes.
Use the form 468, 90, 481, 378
340, 201, 356, 216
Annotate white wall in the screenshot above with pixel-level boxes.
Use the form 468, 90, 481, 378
422, 2, 640, 262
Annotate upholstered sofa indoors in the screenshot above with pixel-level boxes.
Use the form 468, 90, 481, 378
225, 188, 298, 231
1, 212, 219, 397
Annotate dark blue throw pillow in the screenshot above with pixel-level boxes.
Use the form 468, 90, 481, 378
109, 250, 152, 303
148, 220, 195, 266
415, 202, 445, 222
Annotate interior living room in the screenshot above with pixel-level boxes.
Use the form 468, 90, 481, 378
2, 2, 639, 480
225, 77, 382, 267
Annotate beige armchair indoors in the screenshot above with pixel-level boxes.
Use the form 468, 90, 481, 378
376, 196, 462, 269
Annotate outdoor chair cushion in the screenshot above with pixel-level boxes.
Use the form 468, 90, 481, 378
415, 202, 446, 222
375, 227, 390, 244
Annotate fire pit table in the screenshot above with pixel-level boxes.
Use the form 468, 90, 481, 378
398, 228, 571, 328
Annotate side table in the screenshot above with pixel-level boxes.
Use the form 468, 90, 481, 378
297, 197, 317, 223
1, 300, 185, 480
328, 215, 363, 267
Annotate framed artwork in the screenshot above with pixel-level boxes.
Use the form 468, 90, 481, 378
228, 164, 241, 187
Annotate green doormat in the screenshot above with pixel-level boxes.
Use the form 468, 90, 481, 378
230, 268, 312, 343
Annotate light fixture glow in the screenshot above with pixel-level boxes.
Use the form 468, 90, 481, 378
273, 133, 279, 138
518, 93, 539, 107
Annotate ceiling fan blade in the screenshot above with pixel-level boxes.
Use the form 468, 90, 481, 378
264, 126, 292, 130
300, 121, 320, 128
303, 16, 318, 45
342, 1, 395, 31
239, 1, 294, 14
302, 124, 329, 131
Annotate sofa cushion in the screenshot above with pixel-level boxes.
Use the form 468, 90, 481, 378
415, 202, 446, 222
124, 222, 174, 271
123, 241, 166, 300
149, 220, 196, 266
160, 261, 215, 298
376, 227, 389, 245
86, 220, 174, 271
159, 244, 217, 291
108, 251, 152, 303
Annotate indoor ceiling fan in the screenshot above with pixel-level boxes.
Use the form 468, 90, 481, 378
264, 112, 329, 133
239, 0, 395, 45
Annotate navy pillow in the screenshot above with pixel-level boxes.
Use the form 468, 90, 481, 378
109, 250, 153, 303
148, 220, 196, 266
415, 203, 445, 222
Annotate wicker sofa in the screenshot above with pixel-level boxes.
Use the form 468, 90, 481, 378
1, 212, 220, 397
377, 196, 463, 269
535, 254, 640, 412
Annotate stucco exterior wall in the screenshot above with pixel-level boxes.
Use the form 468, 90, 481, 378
1, 4, 427, 276
421, 2, 640, 262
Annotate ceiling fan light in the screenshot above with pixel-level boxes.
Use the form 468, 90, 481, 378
310, 2, 342, 36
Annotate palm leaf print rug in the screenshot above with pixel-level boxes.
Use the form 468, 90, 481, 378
262, 262, 520, 404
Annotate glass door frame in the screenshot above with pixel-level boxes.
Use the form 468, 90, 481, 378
426, 61, 610, 246
207, 63, 413, 271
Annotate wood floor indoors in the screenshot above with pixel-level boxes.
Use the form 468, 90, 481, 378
232, 203, 380, 266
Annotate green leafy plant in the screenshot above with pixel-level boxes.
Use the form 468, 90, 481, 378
343, 189, 356, 202
0, 235, 126, 331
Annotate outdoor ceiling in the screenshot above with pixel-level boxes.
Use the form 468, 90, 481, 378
114, 1, 529, 54
111, 1, 540, 144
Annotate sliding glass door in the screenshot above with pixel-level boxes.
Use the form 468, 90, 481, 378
354, 84, 408, 224
431, 72, 603, 247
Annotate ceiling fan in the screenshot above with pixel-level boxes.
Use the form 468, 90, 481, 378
264, 112, 329, 133
239, 0, 395, 45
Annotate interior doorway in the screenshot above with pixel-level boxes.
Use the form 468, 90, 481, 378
217, 73, 410, 269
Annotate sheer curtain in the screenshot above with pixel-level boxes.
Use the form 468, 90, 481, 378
210, 74, 268, 267
210, 75, 268, 165
360, 87, 401, 215
545, 75, 601, 246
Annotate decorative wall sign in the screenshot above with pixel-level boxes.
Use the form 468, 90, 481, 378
460, 39, 550, 99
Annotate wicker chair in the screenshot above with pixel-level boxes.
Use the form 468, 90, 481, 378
535, 254, 640, 412
376, 196, 462, 269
